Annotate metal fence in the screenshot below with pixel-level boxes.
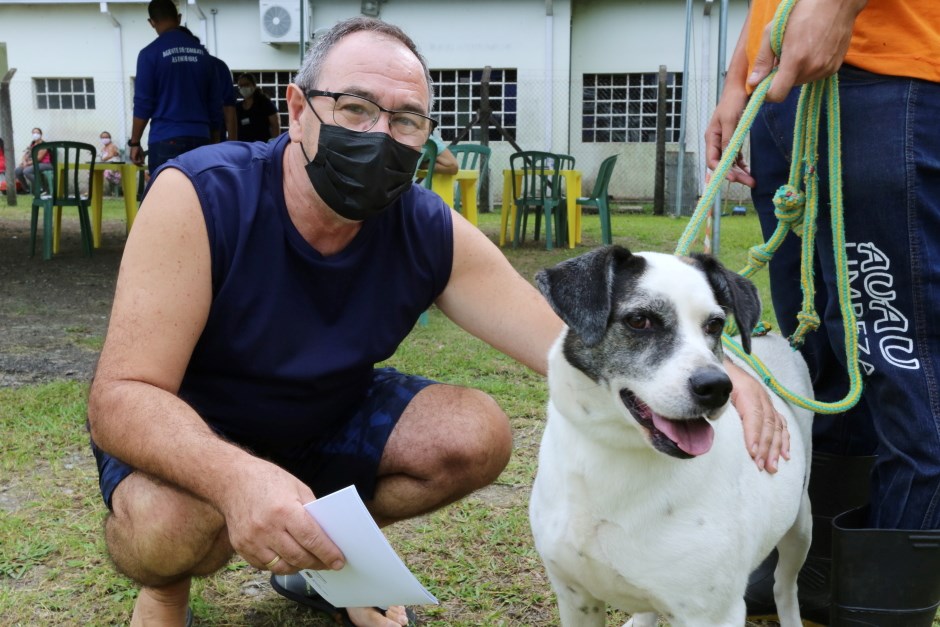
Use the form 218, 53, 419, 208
2, 73, 753, 212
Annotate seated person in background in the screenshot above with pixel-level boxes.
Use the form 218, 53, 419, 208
427, 131, 458, 176
236, 73, 280, 143
98, 131, 123, 195
14, 128, 53, 194
0, 138, 6, 189
414, 131, 458, 186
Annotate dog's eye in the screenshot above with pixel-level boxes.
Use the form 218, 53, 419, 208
704, 317, 725, 336
625, 314, 652, 330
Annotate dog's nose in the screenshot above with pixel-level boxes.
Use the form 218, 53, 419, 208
689, 369, 733, 409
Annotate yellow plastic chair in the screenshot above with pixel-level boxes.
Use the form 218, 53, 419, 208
576, 154, 618, 245
449, 144, 491, 214
30, 141, 95, 260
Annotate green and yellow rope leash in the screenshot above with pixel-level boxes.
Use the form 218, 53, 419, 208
675, 0, 863, 414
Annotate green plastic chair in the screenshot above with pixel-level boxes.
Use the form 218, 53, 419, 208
510, 151, 565, 250
451, 143, 491, 170
576, 154, 618, 245
30, 141, 95, 260
554, 153, 576, 170
551, 153, 576, 239
449, 144, 491, 214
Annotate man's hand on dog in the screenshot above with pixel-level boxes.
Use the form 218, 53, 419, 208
725, 359, 790, 472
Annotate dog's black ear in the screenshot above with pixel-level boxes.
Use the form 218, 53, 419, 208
691, 253, 761, 354
536, 245, 634, 346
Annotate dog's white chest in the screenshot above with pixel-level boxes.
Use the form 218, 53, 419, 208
530, 479, 666, 614
530, 414, 765, 615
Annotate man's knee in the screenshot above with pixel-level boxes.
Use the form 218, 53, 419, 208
386, 385, 512, 489
435, 388, 512, 486
106, 474, 232, 585
473, 390, 512, 469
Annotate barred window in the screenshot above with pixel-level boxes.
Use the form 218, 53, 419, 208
35, 78, 96, 110
231, 69, 294, 132
582, 73, 683, 143
431, 68, 517, 143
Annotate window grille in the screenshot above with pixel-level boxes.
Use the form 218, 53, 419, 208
582, 72, 683, 143
430, 68, 517, 142
35, 78, 96, 110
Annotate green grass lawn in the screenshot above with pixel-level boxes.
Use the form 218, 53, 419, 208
3, 205, 934, 625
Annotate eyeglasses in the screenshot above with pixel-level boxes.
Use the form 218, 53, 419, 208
305, 89, 437, 147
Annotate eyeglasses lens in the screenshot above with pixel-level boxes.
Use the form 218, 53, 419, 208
331, 94, 431, 146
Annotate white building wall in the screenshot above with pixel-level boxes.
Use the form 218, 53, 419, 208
307, 0, 571, 179
1, 0, 749, 206
570, 0, 748, 201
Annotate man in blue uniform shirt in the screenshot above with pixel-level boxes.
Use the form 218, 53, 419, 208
127, 0, 221, 173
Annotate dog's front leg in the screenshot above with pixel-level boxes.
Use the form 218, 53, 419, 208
623, 611, 658, 627
553, 582, 606, 627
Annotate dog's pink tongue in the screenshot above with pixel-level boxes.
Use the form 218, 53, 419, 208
651, 414, 715, 456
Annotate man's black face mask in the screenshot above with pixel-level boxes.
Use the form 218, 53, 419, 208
300, 120, 421, 222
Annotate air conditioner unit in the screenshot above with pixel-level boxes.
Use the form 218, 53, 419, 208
260, 1, 301, 44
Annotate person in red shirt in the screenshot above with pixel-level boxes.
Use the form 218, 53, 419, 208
0, 137, 7, 187
14, 128, 52, 194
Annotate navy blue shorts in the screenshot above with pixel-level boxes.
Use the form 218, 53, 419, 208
91, 367, 436, 510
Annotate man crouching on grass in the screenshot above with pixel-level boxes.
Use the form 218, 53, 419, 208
86, 15, 788, 627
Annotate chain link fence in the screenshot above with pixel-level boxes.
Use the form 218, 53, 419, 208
3, 78, 132, 199
437, 69, 752, 215
3, 72, 753, 212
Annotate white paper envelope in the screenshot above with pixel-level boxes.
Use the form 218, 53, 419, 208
301, 485, 439, 608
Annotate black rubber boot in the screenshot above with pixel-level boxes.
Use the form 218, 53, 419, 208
831, 505, 940, 626
745, 452, 876, 625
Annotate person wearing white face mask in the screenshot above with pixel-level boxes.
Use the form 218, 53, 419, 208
235, 72, 280, 143
98, 131, 123, 196
14, 127, 52, 194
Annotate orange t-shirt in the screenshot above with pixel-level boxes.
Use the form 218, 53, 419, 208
747, 0, 940, 83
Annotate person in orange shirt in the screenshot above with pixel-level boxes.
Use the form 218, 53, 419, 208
707, 0, 940, 624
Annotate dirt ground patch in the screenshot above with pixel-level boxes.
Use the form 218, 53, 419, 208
0, 211, 124, 387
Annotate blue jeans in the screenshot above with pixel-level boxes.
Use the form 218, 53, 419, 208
147, 136, 210, 175
750, 65, 940, 530
15, 162, 53, 192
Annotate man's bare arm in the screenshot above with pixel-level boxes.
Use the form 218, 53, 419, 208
436, 213, 562, 376
87, 169, 343, 573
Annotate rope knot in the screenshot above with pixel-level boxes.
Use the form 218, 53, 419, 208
789, 310, 821, 349
752, 321, 772, 337
796, 310, 820, 328
773, 184, 806, 236
773, 185, 804, 219
746, 244, 772, 271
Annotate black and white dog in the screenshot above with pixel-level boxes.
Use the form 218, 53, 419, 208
529, 246, 813, 627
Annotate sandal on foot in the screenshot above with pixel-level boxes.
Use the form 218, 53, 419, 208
270, 573, 419, 625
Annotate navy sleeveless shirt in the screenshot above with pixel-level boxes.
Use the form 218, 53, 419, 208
159, 134, 453, 458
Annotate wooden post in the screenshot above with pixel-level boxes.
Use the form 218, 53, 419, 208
653, 65, 667, 216
450, 66, 524, 213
